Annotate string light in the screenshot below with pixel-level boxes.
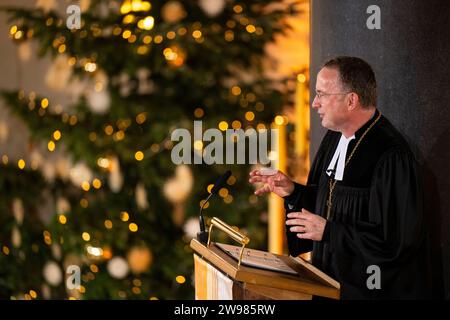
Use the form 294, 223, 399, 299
175, 275, 186, 284
219, 188, 228, 198
92, 178, 102, 189
224, 194, 234, 204
18, 159, 25, 169
274, 115, 285, 125
246, 25, 256, 33
41, 98, 49, 109
58, 215, 67, 224
153, 35, 163, 44
120, 211, 130, 221
245, 111, 255, 121
194, 108, 204, 118
129, 223, 138, 232
218, 121, 228, 131
9, 25, 17, 35
137, 16, 154, 31
48, 141, 56, 152
192, 30, 202, 39
232, 120, 241, 129
86, 245, 103, 256
104, 125, 114, 135
136, 112, 147, 124
233, 5, 243, 13
104, 220, 113, 229
2, 246, 10, 255
84, 62, 97, 72
97, 157, 110, 169
135, 151, 144, 161
81, 181, 90, 191
82, 232, 91, 241
227, 175, 236, 185
193, 140, 203, 150
231, 86, 241, 96
297, 73, 306, 83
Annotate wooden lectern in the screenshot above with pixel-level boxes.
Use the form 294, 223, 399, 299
190, 217, 340, 300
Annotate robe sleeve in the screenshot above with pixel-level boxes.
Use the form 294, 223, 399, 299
324, 148, 426, 268
284, 183, 317, 256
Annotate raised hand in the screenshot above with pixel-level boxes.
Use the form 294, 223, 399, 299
248, 169, 295, 198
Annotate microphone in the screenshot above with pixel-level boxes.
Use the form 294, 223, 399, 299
197, 170, 232, 244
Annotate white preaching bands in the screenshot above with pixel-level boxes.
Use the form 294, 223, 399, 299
326, 134, 356, 181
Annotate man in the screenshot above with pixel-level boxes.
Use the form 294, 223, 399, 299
249, 56, 431, 299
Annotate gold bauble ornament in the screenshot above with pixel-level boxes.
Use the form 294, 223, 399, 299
161, 1, 186, 24
127, 246, 153, 274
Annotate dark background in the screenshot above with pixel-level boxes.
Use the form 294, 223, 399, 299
310, 0, 450, 299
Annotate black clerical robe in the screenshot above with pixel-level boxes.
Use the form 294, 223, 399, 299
284, 109, 431, 299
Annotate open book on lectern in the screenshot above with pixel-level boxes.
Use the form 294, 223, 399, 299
215, 242, 300, 275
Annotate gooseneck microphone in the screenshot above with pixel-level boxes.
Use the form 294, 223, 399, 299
197, 170, 232, 244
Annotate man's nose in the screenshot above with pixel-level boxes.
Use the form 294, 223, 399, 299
312, 95, 320, 109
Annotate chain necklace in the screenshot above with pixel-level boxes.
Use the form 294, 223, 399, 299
326, 112, 382, 220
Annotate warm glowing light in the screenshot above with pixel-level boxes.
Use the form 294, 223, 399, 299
104, 220, 113, 229
219, 188, 229, 198
175, 275, 186, 284
192, 30, 202, 39
246, 25, 256, 33
9, 25, 17, 35
224, 30, 234, 42
82, 232, 91, 241
81, 181, 90, 191
87, 245, 103, 256
166, 31, 176, 39
207, 184, 214, 193
231, 86, 241, 96
84, 62, 97, 72
120, 211, 130, 222
274, 115, 285, 125
18, 159, 25, 169
233, 5, 243, 13
194, 108, 204, 118
104, 125, 114, 135
218, 121, 228, 131
136, 112, 147, 124
41, 98, 49, 109
143, 35, 152, 44
137, 16, 154, 30
135, 151, 144, 161
194, 140, 203, 150
297, 73, 306, 83
48, 141, 56, 152
122, 30, 132, 39
58, 215, 67, 224
232, 120, 241, 129
122, 14, 135, 24
129, 223, 138, 232
154, 35, 163, 44
92, 179, 102, 189
97, 157, 110, 169
245, 111, 255, 121
53, 130, 61, 140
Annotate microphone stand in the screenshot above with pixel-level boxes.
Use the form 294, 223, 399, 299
197, 193, 213, 244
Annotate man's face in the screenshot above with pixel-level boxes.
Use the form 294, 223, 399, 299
312, 67, 350, 131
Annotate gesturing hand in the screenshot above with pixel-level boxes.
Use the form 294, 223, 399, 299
248, 169, 295, 198
285, 208, 326, 241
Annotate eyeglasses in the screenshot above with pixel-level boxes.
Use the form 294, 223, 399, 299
315, 91, 351, 100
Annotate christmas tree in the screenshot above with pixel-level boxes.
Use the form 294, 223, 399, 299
0, 0, 300, 299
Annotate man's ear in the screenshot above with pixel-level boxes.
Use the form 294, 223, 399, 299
347, 93, 359, 111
